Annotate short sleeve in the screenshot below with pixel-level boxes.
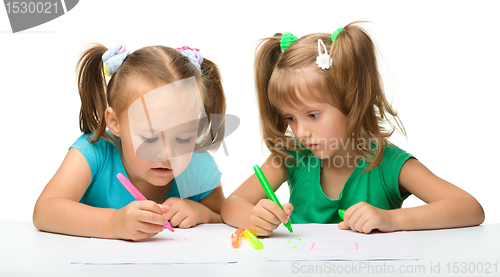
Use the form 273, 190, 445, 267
379, 145, 415, 204
175, 152, 222, 200
196, 152, 222, 198
70, 134, 108, 180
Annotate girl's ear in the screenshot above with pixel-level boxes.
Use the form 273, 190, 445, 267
105, 107, 120, 137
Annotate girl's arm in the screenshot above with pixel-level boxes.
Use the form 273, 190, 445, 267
220, 155, 292, 236
393, 158, 484, 230
199, 183, 225, 222
33, 148, 167, 241
161, 183, 226, 228
339, 158, 485, 232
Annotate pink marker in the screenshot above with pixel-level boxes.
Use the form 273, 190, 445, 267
116, 173, 174, 232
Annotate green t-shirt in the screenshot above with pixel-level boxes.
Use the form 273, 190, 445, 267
286, 144, 414, 224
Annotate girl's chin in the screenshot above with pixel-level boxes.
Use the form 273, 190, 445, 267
310, 149, 331, 158
147, 175, 174, 186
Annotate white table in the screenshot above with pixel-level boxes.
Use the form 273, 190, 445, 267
1, 222, 499, 277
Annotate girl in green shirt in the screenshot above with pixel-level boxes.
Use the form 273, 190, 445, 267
221, 22, 484, 236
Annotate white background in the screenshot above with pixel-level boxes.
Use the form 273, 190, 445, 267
0, 0, 498, 224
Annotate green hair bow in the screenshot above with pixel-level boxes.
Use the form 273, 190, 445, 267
331, 27, 343, 44
280, 32, 298, 51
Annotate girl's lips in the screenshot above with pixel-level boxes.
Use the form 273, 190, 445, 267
306, 144, 319, 149
152, 168, 172, 174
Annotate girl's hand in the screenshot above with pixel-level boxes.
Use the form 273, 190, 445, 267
112, 200, 170, 241
161, 197, 207, 228
338, 202, 398, 233
248, 199, 294, 237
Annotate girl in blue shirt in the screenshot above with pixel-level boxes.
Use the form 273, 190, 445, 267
33, 43, 226, 241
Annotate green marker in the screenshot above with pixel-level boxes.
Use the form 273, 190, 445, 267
253, 165, 293, 233
338, 209, 346, 220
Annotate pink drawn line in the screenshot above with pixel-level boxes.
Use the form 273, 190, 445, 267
311, 242, 359, 250
167, 238, 187, 241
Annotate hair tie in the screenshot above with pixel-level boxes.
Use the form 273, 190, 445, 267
280, 32, 298, 51
177, 46, 203, 73
102, 41, 130, 77
176, 46, 200, 52
331, 27, 343, 44
316, 39, 331, 70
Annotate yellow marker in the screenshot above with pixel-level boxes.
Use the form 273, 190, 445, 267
243, 230, 263, 250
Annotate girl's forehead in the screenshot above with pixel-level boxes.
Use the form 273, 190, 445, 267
279, 93, 328, 114
269, 66, 331, 110
127, 77, 205, 132
276, 85, 329, 112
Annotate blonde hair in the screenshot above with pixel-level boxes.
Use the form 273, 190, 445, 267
76, 43, 226, 152
255, 21, 405, 172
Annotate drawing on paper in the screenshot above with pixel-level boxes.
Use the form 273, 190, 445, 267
311, 242, 359, 250
167, 238, 187, 241
285, 238, 305, 249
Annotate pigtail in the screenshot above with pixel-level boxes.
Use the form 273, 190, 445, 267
333, 22, 405, 171
196, 58, 227, 152
76, 43, 113, 144
254, 34, 290, 157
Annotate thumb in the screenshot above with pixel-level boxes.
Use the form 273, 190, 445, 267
282, 203, 294, 217
159, 204, 170, 214
338, 221, 350, 230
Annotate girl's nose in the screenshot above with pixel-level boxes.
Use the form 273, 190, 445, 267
154, 131, 170, 161
161, 131, 170, 161
155, 149, 170, 161
295, 121, 312, 140
155, 151, 164, 160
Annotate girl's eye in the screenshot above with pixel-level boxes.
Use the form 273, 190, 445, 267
285, 116, 296, 121
309, 113, 320, 119
141, 136, 158, 143
176, 137, 192, 144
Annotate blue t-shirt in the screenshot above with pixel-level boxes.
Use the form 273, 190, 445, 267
71, 133, 222, 209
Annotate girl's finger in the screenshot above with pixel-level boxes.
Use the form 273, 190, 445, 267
249, 225, 272, 237
338, 221, 350, 230
347, 209, 363, 232
136, 222, 164, 234
343, 203, 362, 226
159, 204, 170, 214
137, 200, 163, 215
354, 213, 370, 233
261, 200, 289, 224
169, 211, 188, 228
282, 203, 294, 217
251, 214, 280, 231
138, 210, 167, 226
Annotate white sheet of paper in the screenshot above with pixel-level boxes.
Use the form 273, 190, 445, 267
72, 227, 236, 264
263, 224, 420, 261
